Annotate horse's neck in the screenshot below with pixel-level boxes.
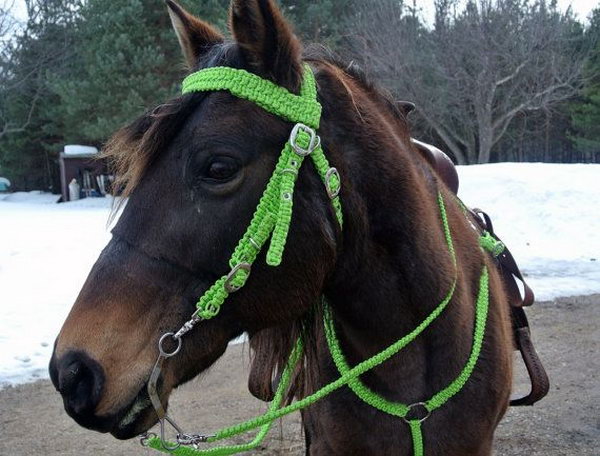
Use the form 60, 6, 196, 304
321, 119, 466, 401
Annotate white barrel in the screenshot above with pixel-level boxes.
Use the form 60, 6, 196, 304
68, 179, 80, 201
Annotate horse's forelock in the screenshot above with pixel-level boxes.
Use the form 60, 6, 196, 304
101, 42, 245, 203
101, 94, 203, 203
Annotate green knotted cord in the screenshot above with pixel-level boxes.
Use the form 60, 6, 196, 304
409, 420, 424, 456
149, 339, 304, 456
148, 65, 491, 456
182, 65, 342, 321
322, 191, 458, 419
479, 231, 505, 257
182, 67, 322, 129
149, 190, 491, 456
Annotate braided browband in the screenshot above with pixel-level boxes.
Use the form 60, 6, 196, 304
182, 65, 322, 129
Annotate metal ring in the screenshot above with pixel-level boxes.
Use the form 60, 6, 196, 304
402, 402, 431, 424
158, 332, 182, 358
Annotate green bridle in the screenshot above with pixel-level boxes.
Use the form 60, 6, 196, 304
143, 64, 493, 456
178, 65, 342, 326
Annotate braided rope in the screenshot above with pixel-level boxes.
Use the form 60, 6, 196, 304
183, 67, 321, 129
148, 65, 490, 456
322, 192, 458, 419
409, 420, 424, 456
150, 191, 491, 456
187, 65, 342, 320
149, 339, 304, 456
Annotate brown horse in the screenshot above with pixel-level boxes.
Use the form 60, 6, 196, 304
50, 0, 513, 454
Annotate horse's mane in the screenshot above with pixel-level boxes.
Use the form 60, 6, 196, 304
101, 42, 410, 402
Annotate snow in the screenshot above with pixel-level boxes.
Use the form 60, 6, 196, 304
0, 163, 599, 387
457, 163, 600, 300
0, 193, 114, 387
63, 144, 99, 156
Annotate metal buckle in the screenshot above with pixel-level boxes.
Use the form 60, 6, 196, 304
402, 402, 431, 424
289, 123, 319, 157
325, 167, 341, 199
224, 263, 251, 293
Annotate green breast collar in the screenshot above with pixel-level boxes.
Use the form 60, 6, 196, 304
143, 65, 491, 456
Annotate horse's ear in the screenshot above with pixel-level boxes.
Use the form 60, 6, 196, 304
229, 0, 303, 92
166, 0, 224, 69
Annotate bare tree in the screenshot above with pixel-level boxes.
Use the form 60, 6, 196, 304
0, 0, 78, 140
0, 0, 33, 140
354, 0, 586, 164
0, 1, 15, 38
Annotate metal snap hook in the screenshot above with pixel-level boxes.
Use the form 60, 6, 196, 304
158, 332, 182, 358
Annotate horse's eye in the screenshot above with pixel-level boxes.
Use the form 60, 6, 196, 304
204, 157, 240, 182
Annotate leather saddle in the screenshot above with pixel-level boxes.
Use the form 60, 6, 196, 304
411, 138, 550, 407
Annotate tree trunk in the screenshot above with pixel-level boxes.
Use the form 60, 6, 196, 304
476, 111, 494, 164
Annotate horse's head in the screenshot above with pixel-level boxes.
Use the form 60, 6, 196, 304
50, 0, 342, 439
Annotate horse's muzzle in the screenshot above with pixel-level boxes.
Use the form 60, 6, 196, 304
49, 349, 110, 432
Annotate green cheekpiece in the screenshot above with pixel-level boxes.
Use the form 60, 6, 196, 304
145, 64, 491, 456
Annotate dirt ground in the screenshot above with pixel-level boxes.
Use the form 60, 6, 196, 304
1, 294, 598, 456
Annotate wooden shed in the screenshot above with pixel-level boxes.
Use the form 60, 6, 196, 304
58, 145, 113, 202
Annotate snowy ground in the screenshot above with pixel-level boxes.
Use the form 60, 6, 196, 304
0, 163, 599, 387
0, 193, 114, 386
458, 163, 600, 300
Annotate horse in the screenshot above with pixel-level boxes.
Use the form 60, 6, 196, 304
49, 0, 514, 454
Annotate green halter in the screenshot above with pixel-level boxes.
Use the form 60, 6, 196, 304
145, 64, 492, 456
177, 65, 342, 324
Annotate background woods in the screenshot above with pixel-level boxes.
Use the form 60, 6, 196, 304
0, 0, 598, 190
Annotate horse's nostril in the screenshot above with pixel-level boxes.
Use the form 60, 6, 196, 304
54, 351, 105, 420
58, 361, 82, 395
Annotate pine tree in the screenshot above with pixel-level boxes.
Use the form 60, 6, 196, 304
570, 8, 600, 161
278, 0, 356, 47
47, 0, 188, 144
0, 0, 80, 190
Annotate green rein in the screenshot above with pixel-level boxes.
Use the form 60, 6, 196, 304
146, 65, 493, 456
